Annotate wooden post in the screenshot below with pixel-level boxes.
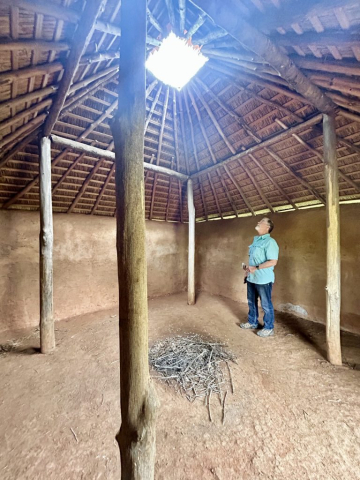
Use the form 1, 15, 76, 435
39, 136, 55, 354
187, 179, 195, 305
111, 0, 158, 478
323, 114, 342, 366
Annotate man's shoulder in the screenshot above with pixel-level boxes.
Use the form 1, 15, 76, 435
267, 236, 279, 247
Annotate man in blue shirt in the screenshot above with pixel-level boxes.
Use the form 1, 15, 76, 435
240, 217, 279, 337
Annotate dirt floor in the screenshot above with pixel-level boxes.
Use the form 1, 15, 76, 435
1, 292, 360, 480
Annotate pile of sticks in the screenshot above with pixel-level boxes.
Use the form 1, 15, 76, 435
149, 334, 236, 420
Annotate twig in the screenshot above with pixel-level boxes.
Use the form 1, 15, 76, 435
208, 390, 212, 422
226, 361, 234, 394
222, 391, 228, 425
70, 427, 79, 443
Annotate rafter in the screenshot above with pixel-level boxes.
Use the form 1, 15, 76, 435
183, 91, 214, 219
0, 128, 40, 170
195, 76, 331, 207
50, 135, 189, 181
147, 7, 163, 34
165, 0, 176, 30
2, 98, 117, 209
179, 0, 186, 33
145, 84, 163, 133
248, 153, 298, 210
0, 39, 69, 52
264, 147, 325, 204
190, 113, 323, 179
272, 30, 360, 50
218, 167, 240, 217
276, 119, 360, 193
191, 82, 236, 155
194, 0, 337, 114
0, 113, 46, 151
2, 0, 121, 37
91, 163, 115, 215
249, 0, 353, 33
43, 0, 107, 136
165, 157, 175, 221
52, 152, 87, 195
187, 86, 225, 218
194, 28, 227, 46
208, 63, 304, 123
67, 151, 110, 213
186, 13, 206, 39
150, 86, 170, 220
172, 90, 184, 222
77, 0, 121, 83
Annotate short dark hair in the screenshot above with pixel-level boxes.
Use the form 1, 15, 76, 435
267, 218, 274, 233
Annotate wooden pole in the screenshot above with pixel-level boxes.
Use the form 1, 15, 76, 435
39, 136, 55, 354
111, 0, 158, 477
323, 114, 342, 366
187, 179, 195, 305
195, 0, 337, 114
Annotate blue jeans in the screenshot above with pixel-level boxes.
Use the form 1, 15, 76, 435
247, 281, 275, 329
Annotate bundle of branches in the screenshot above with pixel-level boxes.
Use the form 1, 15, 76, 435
149, 334, 236, 419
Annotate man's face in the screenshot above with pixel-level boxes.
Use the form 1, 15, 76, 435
255, 218, 270, 235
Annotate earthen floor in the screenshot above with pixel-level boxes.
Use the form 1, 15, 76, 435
1, 292, 360, 480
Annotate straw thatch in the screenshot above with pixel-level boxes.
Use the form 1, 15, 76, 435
1, 0, 360, 222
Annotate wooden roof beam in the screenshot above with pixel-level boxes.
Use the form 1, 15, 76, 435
190, 113, 323, 179
187, 84, 254, 215
179, 0, 186, 34
271, 30, 360, 49
193, 0, 337, 115
183, 92, 208, 219
172, 90, 184, 222
0, 39, 69, 52
50, 135, 189, 181
165, 0, 176, 31
208, 63, 304, 122
145, 84, 163, 133
2, 94, 118, 209
186, 13, 206, 39
194, 77, 309, 210
248, 153, 298, 210
186, 87, 225, 218
191, 82, 236, 155
91, 163, 115, 215
2, 0, 121, 37
147, 8, 163, 35
43, 0, 107, 136
249, 0, 356, 34
276, 119, 360, 193
149, 86, 170, 220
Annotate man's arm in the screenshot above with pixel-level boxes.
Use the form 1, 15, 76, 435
247, 260, 277, 273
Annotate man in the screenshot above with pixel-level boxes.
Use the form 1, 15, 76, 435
240, 217, 279, 337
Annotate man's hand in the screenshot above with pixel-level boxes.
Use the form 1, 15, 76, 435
247, 266, 257, 274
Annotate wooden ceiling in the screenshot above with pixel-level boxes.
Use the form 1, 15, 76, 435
1, 0, 360, 222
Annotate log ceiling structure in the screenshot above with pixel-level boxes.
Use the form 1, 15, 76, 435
1, 0, 360, 222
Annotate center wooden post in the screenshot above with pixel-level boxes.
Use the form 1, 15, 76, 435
187, 179, 196, 305
323, 114, 342, 366
111, 0, 158, 478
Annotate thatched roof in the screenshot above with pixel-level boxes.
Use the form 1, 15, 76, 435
1, 0, 360, 222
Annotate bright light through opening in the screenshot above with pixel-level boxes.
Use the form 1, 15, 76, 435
146, 32, 208, 91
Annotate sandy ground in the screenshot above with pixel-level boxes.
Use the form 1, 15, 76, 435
1, 292, 360, 480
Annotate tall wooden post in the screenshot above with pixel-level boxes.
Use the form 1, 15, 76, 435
323, 114, 342, 365
187, 179, 195, 305
111, 0, 157, 478
39, 136, 55, 354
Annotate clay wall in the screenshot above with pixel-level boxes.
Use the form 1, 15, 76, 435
196, 204, 360, 335
0, 211, 187, 333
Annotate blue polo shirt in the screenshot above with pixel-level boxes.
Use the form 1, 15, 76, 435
247, 234, 279, 285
